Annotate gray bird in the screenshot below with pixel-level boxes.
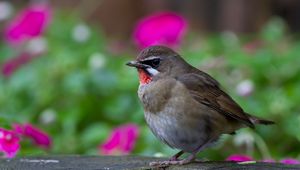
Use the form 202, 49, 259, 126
126, 45, 274, 166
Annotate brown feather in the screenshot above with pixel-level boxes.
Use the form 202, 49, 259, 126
176, 71, 256, 128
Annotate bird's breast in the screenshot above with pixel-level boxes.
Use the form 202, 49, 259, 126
138, 78, 213, 152
138, 79, 174, 113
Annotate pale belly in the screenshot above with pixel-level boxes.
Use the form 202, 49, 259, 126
144, 109, 212, 152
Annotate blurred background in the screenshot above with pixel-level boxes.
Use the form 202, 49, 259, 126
0, 0, 300, 162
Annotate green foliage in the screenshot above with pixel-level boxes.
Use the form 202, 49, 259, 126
0, 14, 299, 161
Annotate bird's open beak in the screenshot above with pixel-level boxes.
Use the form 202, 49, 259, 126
126, 61, 150, 69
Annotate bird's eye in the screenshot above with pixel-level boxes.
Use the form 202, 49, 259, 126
150, 58, 160, 68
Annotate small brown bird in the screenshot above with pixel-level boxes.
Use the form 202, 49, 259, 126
126, 45, 274, 166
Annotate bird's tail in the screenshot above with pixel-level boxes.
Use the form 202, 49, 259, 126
246, 113, 275, 125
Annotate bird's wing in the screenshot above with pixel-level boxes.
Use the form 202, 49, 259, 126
176, 72, 255, 128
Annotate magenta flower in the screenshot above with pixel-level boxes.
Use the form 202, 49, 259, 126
226, 154, 253, 162
99, 124, 139, 155
1, 52, 33, 77
5, 4, 51, 45
280, 158, 300, 165
133, 11, 188, 49
0, 128, 20, 158
13, 123, 51, 148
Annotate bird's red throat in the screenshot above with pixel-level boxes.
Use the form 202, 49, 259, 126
138, 69, 152, 85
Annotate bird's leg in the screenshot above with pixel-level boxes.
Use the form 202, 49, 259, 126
169, 150, 184, 161
149, 151, 184, 166
178, 137, 217, 164
149, 153, 196, 167
176, 152, 197, 165
149, 138, 216, 167
160, 149, 200, 165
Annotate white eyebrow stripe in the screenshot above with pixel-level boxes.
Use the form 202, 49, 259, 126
146, 68, 159, 76
142, 56, 160, 61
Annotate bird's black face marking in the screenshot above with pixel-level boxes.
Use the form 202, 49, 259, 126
141, 58, 161, 69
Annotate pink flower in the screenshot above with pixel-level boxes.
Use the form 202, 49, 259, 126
13, 123, 51, 148
280, 158, 300, 165
133, 11, 188, 49
226, 154, 253, 162
1, 52, 33, 77
5, 4, 51, 45
0, 128, 20, 158
99, 124, 139, 155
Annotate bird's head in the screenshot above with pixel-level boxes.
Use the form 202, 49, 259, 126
126, 45, 189, 85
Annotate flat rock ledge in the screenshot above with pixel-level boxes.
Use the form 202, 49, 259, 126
0, 155, 299, 170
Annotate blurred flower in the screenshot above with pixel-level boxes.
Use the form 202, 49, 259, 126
13, 124, 51, 148
226, 154, 253, 162
133, 11, 188, 49
236, 79, 254, 96
0, 128, 20, 158
0, 1, 13, 21
99, 124, 139, 155
39, 108, 57, 125
89, 53, 106, 70
1, 52, 33, 77
233, 131, 254, 147
233, 131, 254, 156
280, 158, 300, 164
26, 37, 48, 55
72, 23, 91, 43
5, 4, 51, 45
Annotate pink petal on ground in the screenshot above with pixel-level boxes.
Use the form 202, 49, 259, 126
280, 158, 300, 164
261, 159, 276, 163
226, 154, 253, 162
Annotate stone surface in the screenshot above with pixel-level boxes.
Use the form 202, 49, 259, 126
0, 155, 299, 170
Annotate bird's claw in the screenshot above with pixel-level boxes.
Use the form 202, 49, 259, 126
149, 159, 194, 167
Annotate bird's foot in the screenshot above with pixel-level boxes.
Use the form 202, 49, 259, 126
149, 160, 188, 167
149, 154, 196, 167
169, 157, 177, 161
